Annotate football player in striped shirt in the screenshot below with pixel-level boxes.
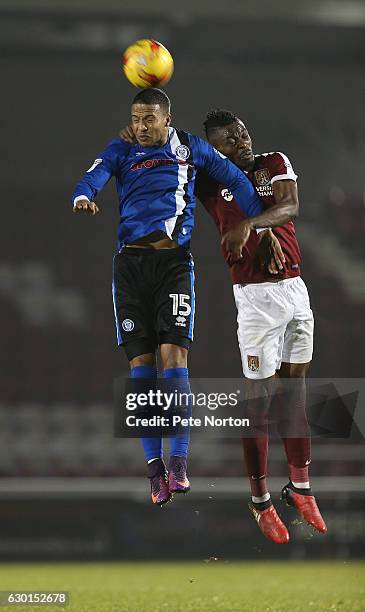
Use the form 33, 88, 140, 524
71, 90, 290, 507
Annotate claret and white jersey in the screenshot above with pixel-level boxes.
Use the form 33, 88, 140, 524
196, 151, 301, 284
195, 151, 314, 378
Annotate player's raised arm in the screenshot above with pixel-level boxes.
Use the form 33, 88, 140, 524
193, 136, 263, 218
192, 136, 263, 258
71, 138, 129, 215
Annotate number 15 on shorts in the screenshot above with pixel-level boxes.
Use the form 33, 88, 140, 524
169, 294, 191, 316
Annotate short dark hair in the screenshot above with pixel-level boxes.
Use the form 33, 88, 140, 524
203, 108, 238, 137
132, 88, 171, 113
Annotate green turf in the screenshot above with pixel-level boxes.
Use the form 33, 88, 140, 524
0, 561, 363, 612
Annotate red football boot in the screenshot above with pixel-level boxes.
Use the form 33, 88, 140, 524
248, 501, 290, 544
148, 459, 171, 506
168, 456, 190, 494
281, 483, 327, 533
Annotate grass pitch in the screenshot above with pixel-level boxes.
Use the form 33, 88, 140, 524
0, 561, 363, 612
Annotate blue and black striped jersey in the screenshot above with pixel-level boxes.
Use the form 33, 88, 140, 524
71, 127, 263, 249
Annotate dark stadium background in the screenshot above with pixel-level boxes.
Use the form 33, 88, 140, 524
0, 0, 364, 564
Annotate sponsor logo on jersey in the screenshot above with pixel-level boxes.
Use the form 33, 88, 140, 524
175, 144, 190, 161
86, 158, 103, 173
130, 158, 187, 171
221, 188, 233, 202
256, 185, 273, 197
175, 315, 186, 327
254, 168, 271, 186
247, 355, 260, 372
122, 318, 134, 332
135, 151, 146, 156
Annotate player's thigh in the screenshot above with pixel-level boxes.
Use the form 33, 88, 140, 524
282, 278, 314, 364
155, 248, 195, 348
233, 283, 291, 379
112, 251, 156, 348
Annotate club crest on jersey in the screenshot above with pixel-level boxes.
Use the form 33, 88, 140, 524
122, 319, 134, 332
86, 158, 103, 173
221, 188, 233, 202
247, 355, 260, 372
175, 145, 190, 161
254, 168, 270, 186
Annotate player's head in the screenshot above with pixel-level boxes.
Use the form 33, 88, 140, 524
131, 88, 171, 147
203, 109, 254, 169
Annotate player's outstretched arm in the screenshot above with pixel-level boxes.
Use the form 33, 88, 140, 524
71, 138, 128, 215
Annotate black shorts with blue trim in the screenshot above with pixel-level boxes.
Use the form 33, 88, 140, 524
112, 246, 195, 361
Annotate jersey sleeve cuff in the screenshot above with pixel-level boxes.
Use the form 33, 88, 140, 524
73, 195, 91, 208
271, 172, 297, 184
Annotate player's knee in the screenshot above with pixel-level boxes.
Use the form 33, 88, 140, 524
245, 374, 275, 401
160, 344, 188, 370
129, 353, 156, 369
279, 361, 311, 378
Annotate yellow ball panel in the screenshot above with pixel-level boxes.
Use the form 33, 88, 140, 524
122, 39, 174, 88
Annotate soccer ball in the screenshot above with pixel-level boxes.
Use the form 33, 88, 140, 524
122, 39, 174, 88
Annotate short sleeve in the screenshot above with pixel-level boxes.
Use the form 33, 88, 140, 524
270, 152, 298, 184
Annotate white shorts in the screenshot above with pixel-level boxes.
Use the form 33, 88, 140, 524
233, 276, 314, 379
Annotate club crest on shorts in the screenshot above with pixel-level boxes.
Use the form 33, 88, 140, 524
254, 168, 270, 186
175, 145, 190, 161
221, 188, 233, 202
122, 318, 134, 332
247, 355, 260, 372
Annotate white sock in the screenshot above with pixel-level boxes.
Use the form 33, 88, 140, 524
252, 492, 271, 504
292, 480, 310, 489
147, 458, 160, 464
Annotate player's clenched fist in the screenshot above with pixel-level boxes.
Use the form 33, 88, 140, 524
73, 199, 100, 215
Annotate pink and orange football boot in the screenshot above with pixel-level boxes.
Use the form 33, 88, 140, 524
168, 456, 190, 495
148, 459, 171, 506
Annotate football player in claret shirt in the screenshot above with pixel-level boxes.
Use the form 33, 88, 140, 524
71, 90, 288, 508
195, 109, 327, 543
